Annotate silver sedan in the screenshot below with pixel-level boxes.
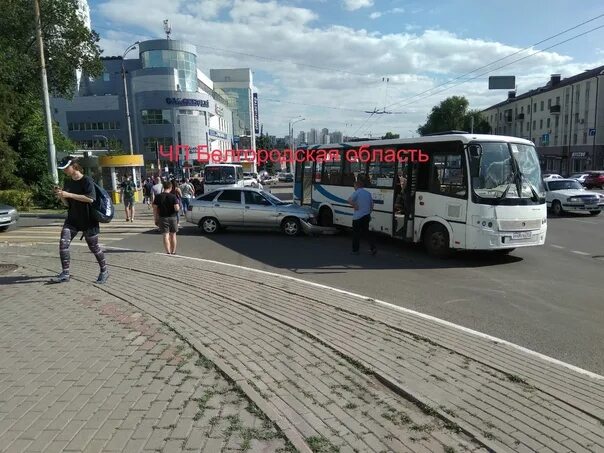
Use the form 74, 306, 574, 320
0, 204, 19, 232
185, 187, 317, 236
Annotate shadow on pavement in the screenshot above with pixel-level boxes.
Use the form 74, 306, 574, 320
0, 275, 54, 285
173, 224, 523, 271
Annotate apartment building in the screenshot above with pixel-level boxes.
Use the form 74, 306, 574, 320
482, 66, 604, 174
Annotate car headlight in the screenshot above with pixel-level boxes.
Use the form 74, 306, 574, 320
8, 208, 17, 214
567, 197, 580, 202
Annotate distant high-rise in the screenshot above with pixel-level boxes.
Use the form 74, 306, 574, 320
330, 131, 343, 144
296, 131, 307, 146
308, 128, 318, 145
320, 128, 329, 144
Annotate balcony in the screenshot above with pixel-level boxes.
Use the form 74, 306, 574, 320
549, 104, 561, 114
516, 113, 525, 120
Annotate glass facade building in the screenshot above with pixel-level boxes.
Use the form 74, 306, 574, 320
141, 49, 197, 92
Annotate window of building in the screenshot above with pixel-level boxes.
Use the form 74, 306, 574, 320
528, 104, 531, 113
142, 109, 172, 124
103, 72, 110, 82
143, 137, 173, 154
565, 91, 570, 106
555, 116, 559, 128
547, 99, 551, 109
555, 96, 560, 106
574, 113, 579, 124
520, 106, 524, 113
526, 122, 530, 132
534, 103, 537, 112
533, 120, 536, 130
539, 119, 543, 129
564, 134, 568, 144
546, 118, 550, 128
573, 134, 577, 144
564, 115, 569, 125
554, 135, 558, 146
583, 132, 588, 144
540, 101, 544, 111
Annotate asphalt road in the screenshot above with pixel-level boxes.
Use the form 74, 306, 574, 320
10, 188, 604, 374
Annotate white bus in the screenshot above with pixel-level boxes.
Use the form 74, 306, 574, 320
203, 164, 244, 194
293, 133, 547, 256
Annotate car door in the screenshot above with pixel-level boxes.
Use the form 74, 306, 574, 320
213, 190, 244, 225
244, 191, 277, 227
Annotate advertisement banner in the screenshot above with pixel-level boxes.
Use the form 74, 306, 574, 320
253, 93, 259, 134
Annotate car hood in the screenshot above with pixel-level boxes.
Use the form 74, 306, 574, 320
0, 204, 16, 211
550, 189, 599, 197
278, 204, 315, 214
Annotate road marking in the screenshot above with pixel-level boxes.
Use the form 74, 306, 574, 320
573, 220, 598, 225
571, 250, 590, 256
151, 253, 603, 380
550, 244, 565, 249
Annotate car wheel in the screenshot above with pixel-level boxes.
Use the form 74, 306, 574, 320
551, 200, 563, 216
0, 226, 8, 232
199, 217, 220, 234
319, 207, 333, 227
423, 223, 451, 258
281, 217, 301, 236
589, 211, 601, 216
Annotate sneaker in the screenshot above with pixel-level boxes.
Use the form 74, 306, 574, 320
96, 270, 109, 284
49, 271, 70, 283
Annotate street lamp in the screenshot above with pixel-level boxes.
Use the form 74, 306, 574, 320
122, 42, 139, 156
289, 116, 305, 173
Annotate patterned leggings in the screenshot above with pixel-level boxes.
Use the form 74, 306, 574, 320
59, 225, 107, 273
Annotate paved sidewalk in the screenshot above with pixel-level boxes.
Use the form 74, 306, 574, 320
1, 244, 603, 453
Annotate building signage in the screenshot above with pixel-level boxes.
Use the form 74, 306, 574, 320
589, 128, 596, 136
571, 152, 586, 158
253, 92, 259, 134
215, 105, 223, 116
165, 97, 209, 107
209, 129, 228, 140
488, 76, 516, 90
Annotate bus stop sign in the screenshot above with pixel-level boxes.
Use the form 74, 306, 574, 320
489, 76, 516, 89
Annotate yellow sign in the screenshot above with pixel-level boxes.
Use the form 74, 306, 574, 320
99, 155, 144, 167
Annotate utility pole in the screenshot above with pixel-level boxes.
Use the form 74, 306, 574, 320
34, 0, 58, 183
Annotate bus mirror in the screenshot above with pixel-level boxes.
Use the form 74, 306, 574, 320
469, 144, 482, 159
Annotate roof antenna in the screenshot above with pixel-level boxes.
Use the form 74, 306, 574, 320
163, 19, 171, 40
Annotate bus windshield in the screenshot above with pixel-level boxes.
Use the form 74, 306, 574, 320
204, 166, 236, 184
471, 142, 545, 202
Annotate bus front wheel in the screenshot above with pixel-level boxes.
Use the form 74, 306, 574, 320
423, 224, 451, 258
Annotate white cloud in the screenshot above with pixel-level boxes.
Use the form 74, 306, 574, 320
94, 0, 601, 136
369, 12, 381, 19
369, 6, 404, 20
342, 0, 373, 11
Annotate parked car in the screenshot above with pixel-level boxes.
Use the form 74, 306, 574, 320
584, 171, 604, 189
542, 173, 563, 181
186, 187, 317, 236
278, 172, 294, 183
0, 204, 19, 232
569, 173, 590, 185
544, 179, 603, 216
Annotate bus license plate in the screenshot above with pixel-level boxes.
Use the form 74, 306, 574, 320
512, 232, 532, 240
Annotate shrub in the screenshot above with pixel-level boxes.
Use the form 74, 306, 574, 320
0, 189, 34, 211
33, 173, 66, 209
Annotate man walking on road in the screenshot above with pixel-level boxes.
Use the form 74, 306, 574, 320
153, 180, 180, 255
50, 156, 109, 284
120, 175, 136, 222
348, 176, 376, 256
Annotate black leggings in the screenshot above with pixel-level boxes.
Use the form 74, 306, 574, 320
59, 225, 107, 273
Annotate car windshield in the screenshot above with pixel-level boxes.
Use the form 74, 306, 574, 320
471, 142, 545, 202
204, 166, 236, 184
261, 191, 287, 205
548, 180, 583, 190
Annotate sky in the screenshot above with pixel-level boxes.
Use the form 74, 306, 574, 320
88, 0, 604, 139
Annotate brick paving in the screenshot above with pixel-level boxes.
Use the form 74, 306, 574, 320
1, 244, 603, 453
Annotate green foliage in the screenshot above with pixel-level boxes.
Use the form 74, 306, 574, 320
382, 132, 400, 139
417, 96, 492, 136
33, 173, 67, 209
0, 190, 34, 211
0, 0, 101, 189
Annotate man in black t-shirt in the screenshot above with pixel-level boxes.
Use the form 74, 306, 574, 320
152, 180, 180, 255
50, 156, 109, 284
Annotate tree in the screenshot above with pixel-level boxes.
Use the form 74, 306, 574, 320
417, 96, 491, 136
0, 0, 103, 189
382, 132, 400, 139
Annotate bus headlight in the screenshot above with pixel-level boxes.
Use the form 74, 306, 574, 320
542, 218, 547, 225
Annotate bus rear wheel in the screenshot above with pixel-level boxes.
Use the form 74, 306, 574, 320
319, 207, 333, 227
423, 224, 451, 258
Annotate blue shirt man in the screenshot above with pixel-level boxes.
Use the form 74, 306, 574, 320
348, 177, 377, 255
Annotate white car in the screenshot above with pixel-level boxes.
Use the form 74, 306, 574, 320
544, 179, 603, 216
569, 173, 590, 185
242, 173, 263, 190
543, 173, 563, 181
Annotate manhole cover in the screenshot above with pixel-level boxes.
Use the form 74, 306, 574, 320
0, 264, 18, 275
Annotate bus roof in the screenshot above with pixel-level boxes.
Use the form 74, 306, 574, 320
306, 134, 534, 149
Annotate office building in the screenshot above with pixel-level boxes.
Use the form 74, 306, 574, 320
51, 38, 242, 174
482, 66, 604, 174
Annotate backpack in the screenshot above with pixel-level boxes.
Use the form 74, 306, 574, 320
90, 182, 114, 223
123, 181, 135, 197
